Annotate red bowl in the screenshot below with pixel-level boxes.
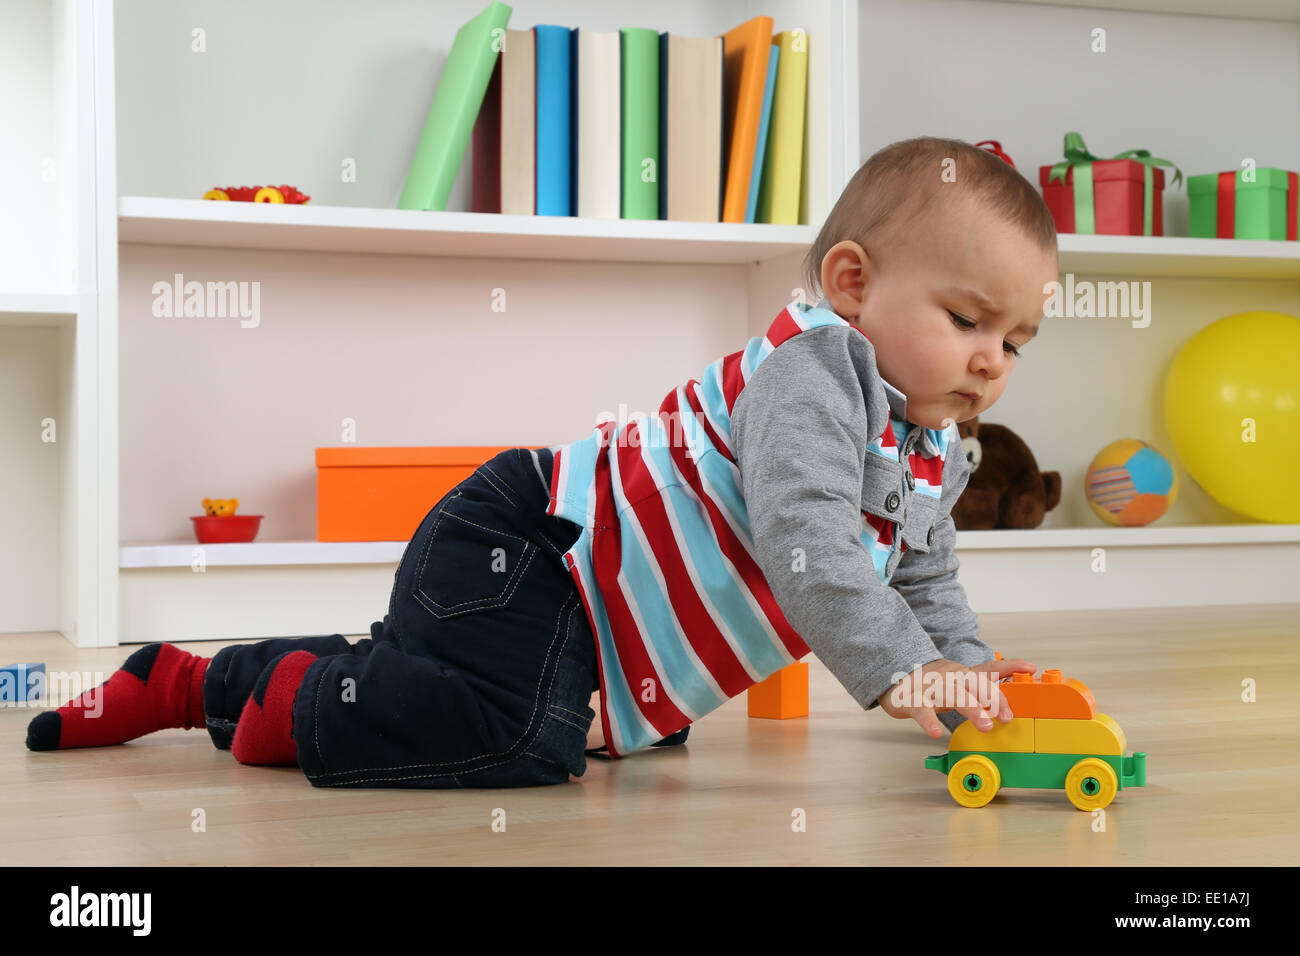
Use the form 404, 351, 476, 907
191, 515, 263, 543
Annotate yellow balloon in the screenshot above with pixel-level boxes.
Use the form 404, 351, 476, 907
1163, 310, 1300, 522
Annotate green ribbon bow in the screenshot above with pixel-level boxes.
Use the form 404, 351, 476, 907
1047, 132, 1183, 235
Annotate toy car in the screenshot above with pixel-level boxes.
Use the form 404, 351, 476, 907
924, 669, 1146, 810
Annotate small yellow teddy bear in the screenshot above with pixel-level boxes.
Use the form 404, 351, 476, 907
202, 498, 239, 517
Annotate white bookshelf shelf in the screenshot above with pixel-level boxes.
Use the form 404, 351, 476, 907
0, 291, 80, 318
117, 523, 1300, 570
117, 196, 816, 265
120, 539, 406, 568
957, 523, 1300, 549
1057, 234, 1300, 280
1000, 0, 1300, 22
115, 197, 1300, 277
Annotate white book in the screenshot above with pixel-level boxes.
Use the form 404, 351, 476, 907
574, 30, 621, 219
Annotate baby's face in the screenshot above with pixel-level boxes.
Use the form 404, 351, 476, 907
830, 196, 1059, 432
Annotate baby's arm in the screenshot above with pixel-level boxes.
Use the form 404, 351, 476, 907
888, 441, 997, 731
731, 325, 945, 711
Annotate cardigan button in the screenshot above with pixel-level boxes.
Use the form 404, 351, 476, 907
927, 526, 935, 547
905, 472, 915, 490
885, 491, 901, 512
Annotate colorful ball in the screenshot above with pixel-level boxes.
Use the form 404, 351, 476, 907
1085, 439, 1179, 526
1163, 310, 1300, 523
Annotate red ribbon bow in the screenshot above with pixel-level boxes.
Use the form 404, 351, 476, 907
975, 140, 1016, 168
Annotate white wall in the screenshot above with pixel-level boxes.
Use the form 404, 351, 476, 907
117, 245, 751, 543
113, 0, 764, 209
0, 0, 61, 292
0, 325, 62, 631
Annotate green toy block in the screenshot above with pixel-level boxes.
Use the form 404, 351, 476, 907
1188, 167, 1296, 239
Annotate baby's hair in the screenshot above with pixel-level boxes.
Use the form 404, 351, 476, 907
801, 136, 1058, 301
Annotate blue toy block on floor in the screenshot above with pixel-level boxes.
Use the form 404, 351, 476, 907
0, 663, 45, 704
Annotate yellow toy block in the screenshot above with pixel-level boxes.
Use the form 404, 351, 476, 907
949, 716, 1034, 753
747, 661, 809, 719
1034, 714, 1127, 756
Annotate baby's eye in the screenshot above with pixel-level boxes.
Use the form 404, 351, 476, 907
949, 311, 1021, 358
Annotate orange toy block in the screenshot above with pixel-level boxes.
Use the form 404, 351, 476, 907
748, 662, 809, 719
997, 669, 1096, 719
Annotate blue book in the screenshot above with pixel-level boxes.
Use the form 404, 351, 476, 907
535, 25, 574, 216
745, 46, 780, 224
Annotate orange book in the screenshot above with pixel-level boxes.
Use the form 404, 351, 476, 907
719, 15, 774, 223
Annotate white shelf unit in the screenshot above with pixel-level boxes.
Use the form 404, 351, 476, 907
7, 0, 1300, 647
1, 0, 117, 648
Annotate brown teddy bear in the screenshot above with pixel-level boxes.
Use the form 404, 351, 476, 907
950, 418, 1061, 530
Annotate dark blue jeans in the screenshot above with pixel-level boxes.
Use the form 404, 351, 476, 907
203, 447, 600, 788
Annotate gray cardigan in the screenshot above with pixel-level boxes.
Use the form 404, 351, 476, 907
730, 320, 996, 732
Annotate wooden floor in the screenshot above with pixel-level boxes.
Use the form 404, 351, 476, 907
2, 603, 1297, 865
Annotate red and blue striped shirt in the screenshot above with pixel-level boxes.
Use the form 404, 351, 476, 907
547, 300, 953, 757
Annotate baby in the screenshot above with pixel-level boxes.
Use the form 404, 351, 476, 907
28, 136, 1059, 789
567, 135, 1059, 757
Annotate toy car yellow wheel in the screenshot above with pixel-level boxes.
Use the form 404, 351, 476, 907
203, 189, 230, 200
1065, 758, 1118, 811
947, 755, 1000, 808
254, 186, 285, 203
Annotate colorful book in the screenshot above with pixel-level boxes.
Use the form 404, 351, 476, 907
719, 16, 774, 223
746, 45, 779, 224
471, 28, 535, 214
756, 29, 808, 225
535, 25, 574, 216
620, 28, 659, 219
573, 29, 621, 219
471, 53, 503, 214
658, 33, 725, 222
398, 1, 513, 211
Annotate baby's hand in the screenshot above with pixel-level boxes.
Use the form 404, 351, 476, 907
876, 658, 1036, 739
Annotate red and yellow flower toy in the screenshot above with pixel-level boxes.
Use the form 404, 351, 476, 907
202, 185, 310, 204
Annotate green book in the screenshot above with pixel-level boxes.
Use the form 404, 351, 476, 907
620, 28, 659, 219
398, 2, 513, 211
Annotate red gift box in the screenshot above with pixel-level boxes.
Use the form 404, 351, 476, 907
1039, 158, 1166, 236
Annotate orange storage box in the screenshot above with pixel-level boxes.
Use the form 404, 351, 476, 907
315, 446, 515, 542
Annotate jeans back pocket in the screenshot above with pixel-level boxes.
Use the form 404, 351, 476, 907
412, 490, 537, 620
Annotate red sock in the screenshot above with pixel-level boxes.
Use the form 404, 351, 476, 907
231, 651, 317, 766
26, 643, 208, 751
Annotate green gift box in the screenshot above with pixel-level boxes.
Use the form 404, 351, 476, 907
1188, 167, 1298, 240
